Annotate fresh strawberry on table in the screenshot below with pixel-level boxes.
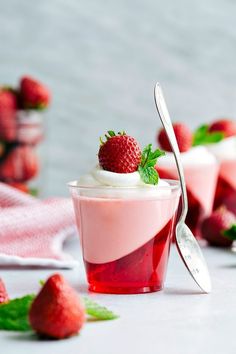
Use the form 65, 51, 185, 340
20, 76, 51, 110
201, 206, 236, 247
0, 89, 17, 142
29, 273, 86, 339
0, 145, 39, 182
209, 119, 236, 138
157, 123, 193, 152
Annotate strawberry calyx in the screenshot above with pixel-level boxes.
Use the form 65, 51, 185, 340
138, 144, 165, 185
99, 130, 126, 145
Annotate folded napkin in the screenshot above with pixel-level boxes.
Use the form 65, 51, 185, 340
0, 182, 79, 268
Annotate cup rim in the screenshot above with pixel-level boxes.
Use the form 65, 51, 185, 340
67, 178, 180, 191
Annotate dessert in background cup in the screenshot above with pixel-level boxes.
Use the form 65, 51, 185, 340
205, 119, 236, 209
0, 76, 50, 194
156, 123, 219, 237
69, 131, 180, 294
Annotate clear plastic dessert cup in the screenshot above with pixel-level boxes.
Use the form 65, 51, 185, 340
69, 180, 180, 294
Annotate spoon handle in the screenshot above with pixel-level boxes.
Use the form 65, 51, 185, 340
154, 83, 188, 222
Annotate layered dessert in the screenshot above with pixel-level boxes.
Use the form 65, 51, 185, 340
204, 119, 236, 209
156, 123, 219, 236
0, 76, 50, 194
69, 131, 180, 294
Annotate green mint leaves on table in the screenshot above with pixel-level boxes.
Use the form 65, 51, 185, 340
138, 144, 165, 185
223, 225, 236, 241
193, 124, 224, 146
0, 294, 118, 332
83, 297, 118, 320
0, 295, 35, 331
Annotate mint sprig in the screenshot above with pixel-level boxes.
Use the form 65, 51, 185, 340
83, 297, 118, 320
138, 144, 165, 185
0, 293, 118, 332
0, 294, 35, 331
193, 124, 224, 146
223, 225, 236, 241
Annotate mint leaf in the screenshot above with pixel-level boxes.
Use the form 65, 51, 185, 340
138, 166, 159, 185
138, 144, 165, 185
83, 297, 118, 320
193, 124, 225, 146
0, 292, 119, 332
0, 295, 35, 331
223, 225, 236, 241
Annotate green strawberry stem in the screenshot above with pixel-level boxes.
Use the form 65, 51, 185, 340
138, 144, 165, 185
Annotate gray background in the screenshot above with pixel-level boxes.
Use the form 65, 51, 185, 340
1, 0, 236, 195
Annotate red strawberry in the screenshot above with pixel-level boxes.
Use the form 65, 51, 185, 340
0, 278, 9, 304
0, 89, 17, 142
157, 123, 193, 152
98, 131, 141, 173
20, 76, 51, 109
29, 273, 86, 339
0, 146, 39, 182
201, 207, 236, 247
209, 119, 236, 138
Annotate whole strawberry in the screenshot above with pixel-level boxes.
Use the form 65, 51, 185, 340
29, 274, 86, 339
201, 207, 236, 247
158, 123, 193, 152
0, 146, 39, 182
98, 131, 141, 173
209, 119, 236, 138
0, 278, 9, 304
0, 89, 17, 142
20, 76, 51, 110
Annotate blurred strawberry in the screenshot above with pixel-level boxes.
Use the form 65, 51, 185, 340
157, 123, 193, 152
209, 119, 236, 138
0, 89, 17, 142
201, 206, 236, 247
20, 76, 51, 110
0, 146, 39, 182
29, 273, 85, 339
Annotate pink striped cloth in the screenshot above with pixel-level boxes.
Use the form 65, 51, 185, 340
0, 182, 78, 268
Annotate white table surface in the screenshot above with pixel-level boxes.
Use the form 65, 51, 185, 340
1, 237, 236, 354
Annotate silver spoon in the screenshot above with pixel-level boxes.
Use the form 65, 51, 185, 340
154, 82, 211, 293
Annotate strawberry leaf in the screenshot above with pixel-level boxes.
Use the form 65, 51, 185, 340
223, 225, 236, 241
138, 144, 165, 185
83, 297, 118, 320
193, 124, 225, 146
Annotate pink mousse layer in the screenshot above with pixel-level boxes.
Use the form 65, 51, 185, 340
158, 164, 219, 213
219, 160, 236, 189
73, 195, 179, 264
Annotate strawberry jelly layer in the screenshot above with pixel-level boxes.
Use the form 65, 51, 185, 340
157, 164, 219, 214
73, 194, 179, 264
